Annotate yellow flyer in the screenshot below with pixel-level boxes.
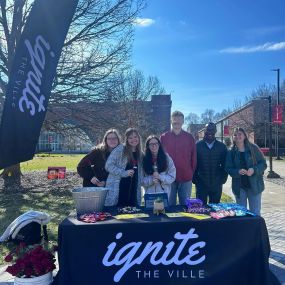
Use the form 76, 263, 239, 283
180, 212, 210, 220
165, 212, 185, 218
165, 212, 210, 220
114, 213, 149, 219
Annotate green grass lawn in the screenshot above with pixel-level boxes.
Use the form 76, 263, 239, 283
0, 154, 233, 266
20, 154, 84, 171
0, 188, 74, 265
0, 186, 232, 265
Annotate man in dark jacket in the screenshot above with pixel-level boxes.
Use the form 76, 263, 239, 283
193, 122, 228, 204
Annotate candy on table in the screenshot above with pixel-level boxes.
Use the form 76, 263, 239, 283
185, 198, 203, 209
185, 207, 211, 214
78, 212, 112, 223
117, 206, 142, 214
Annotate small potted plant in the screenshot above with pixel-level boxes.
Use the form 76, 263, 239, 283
4, 242, 56, 285
153, 197, 165, 215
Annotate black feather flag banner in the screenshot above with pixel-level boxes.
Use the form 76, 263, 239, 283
0, 0, 78, 169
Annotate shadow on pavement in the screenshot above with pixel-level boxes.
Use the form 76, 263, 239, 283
271, 250, 285, 266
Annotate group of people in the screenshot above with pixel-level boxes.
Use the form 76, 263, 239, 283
77, 111, 267, 215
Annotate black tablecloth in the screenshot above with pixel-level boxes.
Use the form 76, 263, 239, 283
53, 208, 280, 285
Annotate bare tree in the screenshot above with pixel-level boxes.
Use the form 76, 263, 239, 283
232, 98, 243, 111
246, 84, 275, 102
102, 69, 166, 138
40, 69, 166, 145
185, 112, 200, 125
0, 0, 145, 187
201, 109, 215, 124
213, 108, 232, 121
52, 0, 147, 102
0, 0, 145, 100
109, 70, 165, 101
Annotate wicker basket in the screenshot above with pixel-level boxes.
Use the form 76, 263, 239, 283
72, 187, 108, 214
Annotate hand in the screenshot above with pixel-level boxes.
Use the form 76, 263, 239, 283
247, 168, 254, 176
97, 181, 106, 187
91, 176, 100, 185
153, 178, 159, 185
239, 169, 247, 175
128, 170, 135, 177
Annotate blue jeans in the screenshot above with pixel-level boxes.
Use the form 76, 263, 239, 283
235, 188, 262, 216
169, 181, 192, 206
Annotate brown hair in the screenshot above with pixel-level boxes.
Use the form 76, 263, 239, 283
171, 110, 184, 119
98, 129, 121, 153
232, 127, 263, 165
232, 127, 250, 146
123, 128, 142, 163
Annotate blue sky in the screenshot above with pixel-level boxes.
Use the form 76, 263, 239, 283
132, 0, 285, 116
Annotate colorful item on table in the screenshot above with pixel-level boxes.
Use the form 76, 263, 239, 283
210, 210, 235, 219
208, 203, 247, 211
235, 210, 248, 216
118, 206, 142, 214
185, 207, 211, 214
208, 203, 256, 219
185, 198, 203, 209
114, 213, 149, 219
78, 212, 112, 223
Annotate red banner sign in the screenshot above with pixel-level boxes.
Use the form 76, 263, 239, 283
47, 167, 66, 179
223, 125, 230, 136
273, 105, 283, 124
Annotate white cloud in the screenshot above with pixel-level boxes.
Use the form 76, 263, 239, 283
220, 41, 285, 54
133, 18, 155, 27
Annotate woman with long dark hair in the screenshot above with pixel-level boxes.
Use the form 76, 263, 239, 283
142, 135, 176, 198
105, 128, 143, 206
225, 127, 267, 215
77, 129, 121, 187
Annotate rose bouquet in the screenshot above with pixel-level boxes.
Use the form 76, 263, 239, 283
4, 242, 56, 278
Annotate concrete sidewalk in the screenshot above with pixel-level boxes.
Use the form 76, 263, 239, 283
1, 160, 285, 284
223, 159, 285, 285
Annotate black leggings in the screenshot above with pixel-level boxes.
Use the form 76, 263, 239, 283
195, 184, 223, 205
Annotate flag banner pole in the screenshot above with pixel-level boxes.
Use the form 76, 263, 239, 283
0, 0, 78, 169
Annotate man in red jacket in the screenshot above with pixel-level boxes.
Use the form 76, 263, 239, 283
161, 111, 197, 205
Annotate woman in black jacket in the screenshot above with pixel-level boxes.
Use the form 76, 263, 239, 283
77, 129, 121, 187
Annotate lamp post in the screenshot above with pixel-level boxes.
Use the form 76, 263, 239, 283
259, 96, 280, 178
271, 68, 282, 160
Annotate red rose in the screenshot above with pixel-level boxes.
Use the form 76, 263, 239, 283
34, 263, 44, 275
5, 243, 56, 277
24, 267, 33, 277
4, 253, 13, 262
6, 265, 18, 276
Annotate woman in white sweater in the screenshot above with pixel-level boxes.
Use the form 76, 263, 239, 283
142, 135, 176, 199
105, 128, 143, 207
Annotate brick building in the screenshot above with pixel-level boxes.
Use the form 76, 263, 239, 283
37, 94, 172, 152
198, 99, 285, 153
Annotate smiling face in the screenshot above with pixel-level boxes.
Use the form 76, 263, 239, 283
171, 115, 184, 133
106, 133, 119, 149
127, 132, 140, 148
204, 124, 216, 143
148, 138, 160, 155
233, 130, 246, 145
